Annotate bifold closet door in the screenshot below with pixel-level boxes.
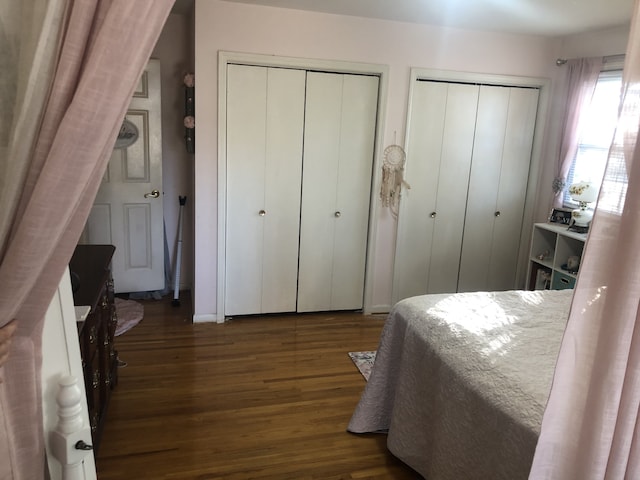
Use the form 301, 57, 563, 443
457, 85, 539, 292
225, 64, 306, 315
392, 81, 478, 303
297, 72, 379, 312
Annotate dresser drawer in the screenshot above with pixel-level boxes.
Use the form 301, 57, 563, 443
81, 313, 100, 365
86, 352, 102, 422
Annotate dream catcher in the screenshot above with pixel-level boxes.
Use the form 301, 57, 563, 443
380, 143, 410, 218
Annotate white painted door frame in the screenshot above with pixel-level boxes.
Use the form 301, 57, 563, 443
217, 51, 389, 322
393, 68, 550, 299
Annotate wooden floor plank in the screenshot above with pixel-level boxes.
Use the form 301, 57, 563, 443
96, 293, 421, 479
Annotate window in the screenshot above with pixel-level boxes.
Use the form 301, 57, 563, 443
563, 69, 623, 208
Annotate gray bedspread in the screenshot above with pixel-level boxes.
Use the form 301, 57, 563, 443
348, 289, 573, 479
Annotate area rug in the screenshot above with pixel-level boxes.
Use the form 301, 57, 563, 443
114, 297, 144, 336
348, 351, 376, 381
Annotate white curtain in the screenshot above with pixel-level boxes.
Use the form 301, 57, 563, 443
552, 57, 603, 207
530, 0, 640, 477
0, 0, 65, 257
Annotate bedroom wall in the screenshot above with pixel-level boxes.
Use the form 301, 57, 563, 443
191, 0, 624, 319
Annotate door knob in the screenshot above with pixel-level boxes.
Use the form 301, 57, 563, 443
144, 189, 160, 198
259, 210, 266, 216
430, 212, 437, 218
495, 211, 501, 217
334, 211, 341, 218
75, 440, 93, 451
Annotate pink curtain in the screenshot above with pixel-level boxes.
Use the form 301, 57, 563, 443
552, 57, 603, 207
530, 1, 640, 478
0, 1, 174, 478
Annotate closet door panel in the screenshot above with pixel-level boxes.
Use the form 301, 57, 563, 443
331, 74, 378, 310
298, 73, 378, 312
226, 65, 268, 315
393, 81, 478, 301
392, 81, 448, 302
261, 68, 306, 312
225, 65, 305, 315
297, 73, 342, 312
488, 87, 539, 290
427, 83, 479, 294
458, 85, 539, 292
458, 85, 510, 292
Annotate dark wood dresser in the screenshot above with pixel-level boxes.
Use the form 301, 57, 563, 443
69, 244, 118, 452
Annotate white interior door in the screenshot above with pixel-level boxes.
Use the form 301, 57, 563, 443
225, 64, 305, 316
458, 85, 539, 292
80, 59, 164, 294
392, 80, 478, 303
297, 72, 378, 312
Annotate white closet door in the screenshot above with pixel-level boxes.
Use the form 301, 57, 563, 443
457, 85, 539, 292
392, 81, 478, 303
332, 74, 379, 310
297, 72, 379, 312
488, 87, 539, 290
225, 65, 306, 315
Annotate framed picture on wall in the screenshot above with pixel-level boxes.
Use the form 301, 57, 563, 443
549, 207, 573, 225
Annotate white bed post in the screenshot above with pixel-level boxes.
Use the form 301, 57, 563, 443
50, 376, 94, 480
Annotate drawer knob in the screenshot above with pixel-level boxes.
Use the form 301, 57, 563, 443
91, 413, 98, 431
89, 326, 97, 344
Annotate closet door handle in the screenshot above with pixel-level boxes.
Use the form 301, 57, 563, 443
258, 210, 266, 217
495, 211, 501, 217
430, 212, 437, 218
334, 211, 341, 218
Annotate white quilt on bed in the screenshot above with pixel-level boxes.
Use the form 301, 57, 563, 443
348, 289, 573, 480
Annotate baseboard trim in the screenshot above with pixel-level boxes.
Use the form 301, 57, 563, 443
364, 305, 391, 315
192, 313, 222, 324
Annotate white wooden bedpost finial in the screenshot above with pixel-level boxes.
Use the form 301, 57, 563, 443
50, 375, 94, 480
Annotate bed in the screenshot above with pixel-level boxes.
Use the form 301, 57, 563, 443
347, 288, 573, 479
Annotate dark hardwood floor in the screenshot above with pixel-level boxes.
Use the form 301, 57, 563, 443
96, 292, 421, 479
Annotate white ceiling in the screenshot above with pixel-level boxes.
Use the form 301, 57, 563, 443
175, 0, 634, 37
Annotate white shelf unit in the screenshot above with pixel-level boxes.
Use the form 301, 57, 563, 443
527, 223, 587, 290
